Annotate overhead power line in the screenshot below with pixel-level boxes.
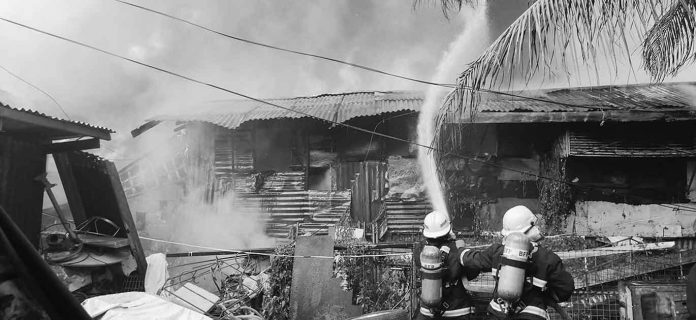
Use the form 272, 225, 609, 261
2, 16, 695, 214
113, 0, 453, 87
111, 0, 633, 112
0, 63, 71, 119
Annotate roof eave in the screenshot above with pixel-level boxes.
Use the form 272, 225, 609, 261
456, 110, 696, 124
0, 107, 112, 140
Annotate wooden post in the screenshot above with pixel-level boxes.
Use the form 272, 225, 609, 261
105, 161, 147, 276
53, 153, 88, 225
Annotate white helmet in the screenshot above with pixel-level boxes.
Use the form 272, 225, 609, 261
423, 210, 451, 239
501, 205, 538, 237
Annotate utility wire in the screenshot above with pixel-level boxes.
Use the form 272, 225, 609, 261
0, 63, 71, 119
5, 17, 696, 214
111, 0, 637, 112
113, 0, 453, 87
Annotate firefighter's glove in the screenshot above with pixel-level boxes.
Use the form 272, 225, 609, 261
430, 307, 444, 318
439, 246, 450, 262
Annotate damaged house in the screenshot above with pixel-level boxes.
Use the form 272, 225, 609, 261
125, 91, 440, 242
0, 102, 148, 317
124, 82, 696, 244
0, 103, 113, 246
438, 81, 696, 239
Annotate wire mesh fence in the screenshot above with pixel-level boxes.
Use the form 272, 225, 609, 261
161, 238, 694, 319
162, 253, 268, 319
460, 241, 693, 319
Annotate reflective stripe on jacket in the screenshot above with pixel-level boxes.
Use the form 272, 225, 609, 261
459, 242, 574, 319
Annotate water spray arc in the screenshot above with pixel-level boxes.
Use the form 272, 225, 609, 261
417, 4, 490, 220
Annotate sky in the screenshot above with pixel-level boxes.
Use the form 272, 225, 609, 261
0, 0, 492, 141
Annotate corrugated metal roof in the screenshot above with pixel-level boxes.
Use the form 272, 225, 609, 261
149, 91, 423, 130
146, 82, 696, 130
478, 82, 696, 113
0, 102, 114, 133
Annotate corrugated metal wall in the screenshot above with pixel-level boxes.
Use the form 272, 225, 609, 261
0, 136, 47, 247
350, 161, 387, 222
374, 199, 431, 242
567, 128, 696, 158
230, 171, 350, 238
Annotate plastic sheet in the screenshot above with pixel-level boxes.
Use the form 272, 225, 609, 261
81, 292, 211, 320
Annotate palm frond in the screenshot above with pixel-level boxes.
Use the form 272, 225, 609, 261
643, 0, 696, 81
412, 0, 479, 19
431, 0, 693, 185
432, 0, 679, 140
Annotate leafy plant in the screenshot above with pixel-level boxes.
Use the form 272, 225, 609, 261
537, 149, 574, 235
334, 241, 412, 313
262, 241, 413, 318
261, 244, 295, 320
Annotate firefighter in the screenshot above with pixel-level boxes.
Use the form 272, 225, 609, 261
415, 210, 479, 319
458, 205, 574, 320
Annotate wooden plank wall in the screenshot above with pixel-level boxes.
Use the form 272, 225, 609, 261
0, 135, 47, 247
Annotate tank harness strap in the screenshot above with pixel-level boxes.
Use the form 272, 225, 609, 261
421, 271, 442, 280
500, 256, 530, 269
492, 264, 501, 296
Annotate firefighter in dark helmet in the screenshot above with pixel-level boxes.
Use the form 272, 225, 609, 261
415, 210, 479, 319
458, 205, 574, 320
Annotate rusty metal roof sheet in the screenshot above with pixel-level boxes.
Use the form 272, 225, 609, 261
0, 103, 114, 133
149, 91, 423, 130
145, 82, 696, 130
568, 130, 696, 157
478, 82, 696, 112
0, 102, 114, 140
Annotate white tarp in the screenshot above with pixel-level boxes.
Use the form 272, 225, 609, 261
144, 253, 168, 294
81, 292, 212, 320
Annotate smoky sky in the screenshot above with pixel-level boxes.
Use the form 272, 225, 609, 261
0, 0, 486, 138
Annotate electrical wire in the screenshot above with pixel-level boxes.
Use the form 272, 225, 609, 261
140, 236, 410, 259
0, 63, 71, 119
0, 16, 595, 180
110, 0, 646, 112
6, 16, 696, 215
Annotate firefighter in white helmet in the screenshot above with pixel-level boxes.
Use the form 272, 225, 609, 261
415, 210, 479, 319
458, 205, 574, 320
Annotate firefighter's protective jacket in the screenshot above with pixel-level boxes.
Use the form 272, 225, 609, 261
458, 243, 574, 320
415, 238, 480, 318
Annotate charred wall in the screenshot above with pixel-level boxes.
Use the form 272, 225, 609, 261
0, 135, 47, 247
441, 123, 554, 233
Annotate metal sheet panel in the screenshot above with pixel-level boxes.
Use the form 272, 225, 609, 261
449, 82, 696, 123
147, 82, 696, 128
0, 103, 114, 133
148, 91, 424, 130
0, 135, 46, 247
569, 130, 696, 157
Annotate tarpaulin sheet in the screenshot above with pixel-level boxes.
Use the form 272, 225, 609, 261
81, 292, 212, 320
145, 253, 168, 294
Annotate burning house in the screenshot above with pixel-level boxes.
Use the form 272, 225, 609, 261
124, 81, 696, 247
438, 81, 696, 239
125, 91, 437, 243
